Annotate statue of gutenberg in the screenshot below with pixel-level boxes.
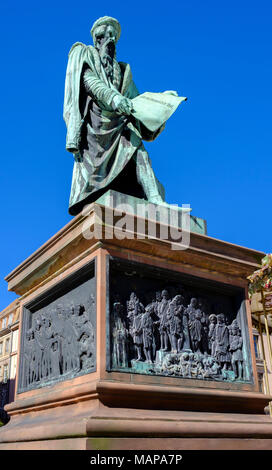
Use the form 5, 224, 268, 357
64, 16, 177, 215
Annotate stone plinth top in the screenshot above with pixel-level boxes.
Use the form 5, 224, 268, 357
5, 191, 264, 296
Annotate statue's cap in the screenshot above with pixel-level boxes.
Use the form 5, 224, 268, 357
91, 16, 121, 41
231, 319, 239, 328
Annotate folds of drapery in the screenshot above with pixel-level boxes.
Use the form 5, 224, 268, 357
63, 42, 166, 214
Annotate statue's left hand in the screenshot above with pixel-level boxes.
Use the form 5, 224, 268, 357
163, 90, 178, 97
112, 95, 133, 115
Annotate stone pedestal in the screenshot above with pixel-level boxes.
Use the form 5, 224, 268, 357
1, 194, 272, 450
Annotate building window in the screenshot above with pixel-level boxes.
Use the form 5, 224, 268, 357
8, 314, 13, 326
0, 343, 3, 356
13, 330, 18, 353
258, 373, 264, 393
5, 338, 10, 354
253, 334, 261, 359
2, 318, 7, 329
3, 365, 8, 383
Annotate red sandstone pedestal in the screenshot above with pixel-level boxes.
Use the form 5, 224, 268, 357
1, 200, 272, 450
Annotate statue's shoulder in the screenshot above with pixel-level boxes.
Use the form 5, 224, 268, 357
118, 61, 129, 68
118, 61, 131, 73
68, 42, 95, 57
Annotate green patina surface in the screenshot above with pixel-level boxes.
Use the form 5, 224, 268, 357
64, 16, 187, 216
97, 190, 207, 235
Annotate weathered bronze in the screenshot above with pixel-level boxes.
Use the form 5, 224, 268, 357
108, 260, 252, 383
110, 290, 247, 382
64, 16, 184, 215
18, 275, 96, 393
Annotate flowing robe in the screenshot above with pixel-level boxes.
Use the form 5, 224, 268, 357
141, 312, 154, 350
229, 333, 243, 361
157, 298, 170, 334
132, 314, 143, 346
63, 43, 165, 215
189, 316, 202, 352
214, 323, 231, 363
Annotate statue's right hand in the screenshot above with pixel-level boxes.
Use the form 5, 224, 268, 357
112, 95, 132, 115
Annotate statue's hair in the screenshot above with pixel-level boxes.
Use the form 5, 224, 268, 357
217, 313, 225, 321
209, 313, 217, 321
230, 319, 239, 330
91, 16, 121, 42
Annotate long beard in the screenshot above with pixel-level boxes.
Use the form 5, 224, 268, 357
98, 39, 116, 63
100, 52, 114, 80
105, 40, 116, 60
98, 42, 121, 90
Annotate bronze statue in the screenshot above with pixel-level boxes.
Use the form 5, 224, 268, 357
168, 295, 184, 353
229, 319, 244, 380
156, 289, 171, 351
63, 16, 177, 215
214, 313, 231, 374
110, 286, 247, 384
141, 305, 154, 363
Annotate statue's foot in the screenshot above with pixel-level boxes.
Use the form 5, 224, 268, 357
148, 197, 192, 212
147, 196, 165, 206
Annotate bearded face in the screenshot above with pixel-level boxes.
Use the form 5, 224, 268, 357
93, 23, 120, 85
93, 24, 118, 60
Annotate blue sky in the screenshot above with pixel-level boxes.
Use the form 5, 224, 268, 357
1, 0, 271, 311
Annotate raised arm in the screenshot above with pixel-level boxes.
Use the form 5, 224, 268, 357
83, 68, 132, 114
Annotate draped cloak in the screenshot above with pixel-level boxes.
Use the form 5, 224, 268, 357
214, 323, 231, 363
63, 42, 164, 215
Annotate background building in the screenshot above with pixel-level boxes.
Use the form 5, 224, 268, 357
249, 254, 272, 414
0, 299, 20, 424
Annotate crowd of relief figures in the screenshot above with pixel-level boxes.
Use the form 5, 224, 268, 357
111, 289, 245, 382
23, 297, 95, 389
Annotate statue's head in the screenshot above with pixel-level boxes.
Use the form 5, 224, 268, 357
217, 313, 225, 324
161, 289, 169, 299
113, 301, 123, 316
190, 297, 198, 307
155, 291, 162, 302
209, 313, 217, 324
230, 318, 239, 334
174, 294, 184, 305
145, 304, 153, 315
91, 16, 121, 53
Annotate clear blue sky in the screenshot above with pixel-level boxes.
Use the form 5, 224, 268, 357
1, 0, 271, 311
